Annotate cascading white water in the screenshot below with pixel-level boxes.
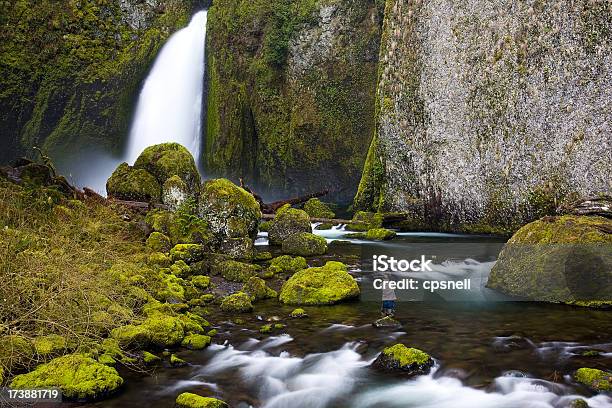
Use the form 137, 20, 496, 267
125, 10, 207, 165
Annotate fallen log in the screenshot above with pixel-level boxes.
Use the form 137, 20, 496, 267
107, 198, 169, 212
261, 190, 329, 213
261, 213, 364, 225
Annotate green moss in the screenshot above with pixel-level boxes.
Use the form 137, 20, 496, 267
106, 163, 161, 202
281, 232, 327, 256
303, 198, 335, 219
255, 251, 273, 261
162, 175, 190, 211
10, 354, 123, 400
148, 252, 172, 267
347, 228, 396, 240
268, 208, 311, 245
191, 275, 211, 289
110, 325, 151, 349
353, 133, 385, 212
220, 292, 254, 313
97, 354, 116, 366
346, 211, 383, 231
146, 232, 172, 253
0, 365, 4, 384
574, 368, 611, 391
142, 313, 186, 348
212, 260, 261, 283
134, 143, 200, 192
198, 178, 262, 243
170, 354, 187, 367
207, 329, 218, 337
170, 244, 206, 263
142, 351, 161, 365
181, 334, 211, 350
290, 308, 307, 318
269, 255, 308, 274
279, 261, 360, 305
315, 223, 334, 230
382, 344, 431, 367
242, 277, 278, 301
32, 334, 67, 356
259, 324, 273, 334
259, 221, 272, 232
0, 335, 35, 370
176, 392, 228, 408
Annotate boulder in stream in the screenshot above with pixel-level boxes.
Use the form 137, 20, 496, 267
372, 344, 434, 376
268, 206, 311, 245
281, 232, 327, 256
133, 143, 200, 194
220, 292, 254, 313
279, 261, 359, 305
574, 368, 611, 392
176, 392, 228, 408
486, 215, 612, 307
373, 316, 401, 329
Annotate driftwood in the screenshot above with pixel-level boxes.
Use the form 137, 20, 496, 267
239, 178, 329, 214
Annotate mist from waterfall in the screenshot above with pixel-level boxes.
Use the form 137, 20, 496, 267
125, 10, 207, 166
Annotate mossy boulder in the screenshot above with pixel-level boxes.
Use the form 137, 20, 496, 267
219, 237, 254, 260
255, 251, 273, 261
146, 232, 172, 252
220, 292, 253, 313
170, 244, 207, 263
279, 261, 360, 305
162, 175, 190, 211
290, 308, 308, 318
268, 255, 308, 275
372, 344, 434, 376
146, 209, 212, 246
32, 334, 67, 357
212, 260, 261, 283
181, 334, 211, 350
373, 316, 401, 328
242, 277, 277, 301
170, 260, 192, 278
198, 178, 261, 243
176, 392, 228, 408
133, 143, 200, 193
574, 368, 611, 392
487, 216, 612, 306
191, 275, 211, 289
303, 198, 335, 219
282, 232, 327, 256
149, 252, 172, 267
258, 221, 272, 232
142, 351, 161, 365
110, 324, 151, 348
268, 208, 311, 245
10, 354, 123, 401
106, 162, 160, 202
347, 228, 396, 241
347, 211, 383, 232
170, 353, 188, 367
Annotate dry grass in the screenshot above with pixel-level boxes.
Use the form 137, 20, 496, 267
0, 177, 149, 375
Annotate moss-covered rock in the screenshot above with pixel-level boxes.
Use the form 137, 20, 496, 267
148, 252, 172, 267
106, 162, 161, 202
242, 277, 277, 301
170, 244, 207, 263
170, 353, 187, 367
176, 392, 228, 408
146, 208, 212, 246
574, 368, 611, 392
258, 221, 272, 232
219, 237, 254, 260
10, 354, 123, 400
198, 178, 261, 244
260, 323, 284, 334
191, 275, 211, 289
146, 232, 172, 252
32, 334, 67, 357
255, 251, 273, 261
110, 324, 151, 349
303, 198, 335, 219
170, 260, 191, 278
346, 211, 383, 232
220, 292, 253, 313
134, 143, 200, 193
162, 175, 190, 211
268, 255, 308, 275
487, 216, 612, 306
282, 232, 327, 256
347, 228, 396, 240
372, 344, 434, 376
212, 260, 261, 283
142, 313, 186, 347
0, 365, 4, 384
290, 308, 308, 318
142, 351, 160, 365
181, 334, 211, 350
269, 208, 312, 245
279, 261, 360, 305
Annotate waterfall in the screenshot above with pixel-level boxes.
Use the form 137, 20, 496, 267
125, 10, 207, 166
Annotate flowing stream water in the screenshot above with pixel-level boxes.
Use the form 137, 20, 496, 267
87, 229, 612, 408
124, 10, 207, 166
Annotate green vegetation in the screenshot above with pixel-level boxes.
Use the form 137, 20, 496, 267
176, 392, 228, 408
303, 198, 335, 219
279, 261, 359, 305
290, 308, 308, 318
10, 354, 123, 400
268, 208, 312, 245
220, 292, 254, 313
242, 277, 278, 301
381, 344, 431, 367
281, 232, 328, 256
134, 143, 200, 193
212, 260, 261, 283
106, 163, 161, 201
268, 255, 308, 275
574, 368, 611, 391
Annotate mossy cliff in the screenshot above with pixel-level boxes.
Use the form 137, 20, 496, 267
354, 0, 611, 231
205, 0, 383, 202
0, 0, 195, 166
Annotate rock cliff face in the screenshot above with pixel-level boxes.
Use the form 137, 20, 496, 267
0, 0, 196, 165
355, 0, 611, 232
205, 0, 383, 202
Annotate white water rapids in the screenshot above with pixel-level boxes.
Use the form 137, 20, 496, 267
167, 335, 612, 408
124, 10, 207, 166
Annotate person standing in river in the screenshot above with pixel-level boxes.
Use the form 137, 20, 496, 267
381, 274, 397, 317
